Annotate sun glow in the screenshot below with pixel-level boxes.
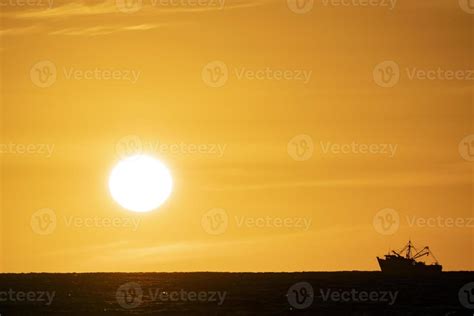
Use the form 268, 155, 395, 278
109, 155, 173, 212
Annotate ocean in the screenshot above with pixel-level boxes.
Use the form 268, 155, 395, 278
0, 272, 473, 315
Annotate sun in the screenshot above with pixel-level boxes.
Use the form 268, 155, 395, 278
109, 155, 173, 213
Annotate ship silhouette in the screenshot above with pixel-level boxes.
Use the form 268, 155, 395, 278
377, 240, 442, 274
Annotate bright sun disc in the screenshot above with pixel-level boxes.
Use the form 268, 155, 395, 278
109, 155, 173, 212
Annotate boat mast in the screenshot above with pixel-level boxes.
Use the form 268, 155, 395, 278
406, 240, 412, 259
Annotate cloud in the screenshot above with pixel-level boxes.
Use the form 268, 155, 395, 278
0, 25, 42, 36
0, 0, 267, 36
40, 228, 367, 271
15, 2, 119, 19
10, 0, 267, 19
49, 24, 163, 36
0, 23, 166, 37
200, 165, 473, 191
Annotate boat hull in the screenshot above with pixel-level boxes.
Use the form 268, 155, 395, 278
377, 257, 442, 274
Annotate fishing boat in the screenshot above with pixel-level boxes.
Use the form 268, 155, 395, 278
377, 240, 442, 274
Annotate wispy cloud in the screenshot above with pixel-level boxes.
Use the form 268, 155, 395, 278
200, 165, 473, 191
49, 24, 163, 36
0, 25, 42, 36
15, 2, 119, 19
40, 228, 366, 271
1, 0, 267, 37
0, 23, 166, 36
11, 0, 267, 19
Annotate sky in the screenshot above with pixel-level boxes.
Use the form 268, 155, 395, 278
0, 0, 473, 272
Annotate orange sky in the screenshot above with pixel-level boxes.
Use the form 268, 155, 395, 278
0, 0, 473, 272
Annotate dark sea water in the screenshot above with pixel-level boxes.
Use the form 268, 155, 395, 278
0, 272, 473, 315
